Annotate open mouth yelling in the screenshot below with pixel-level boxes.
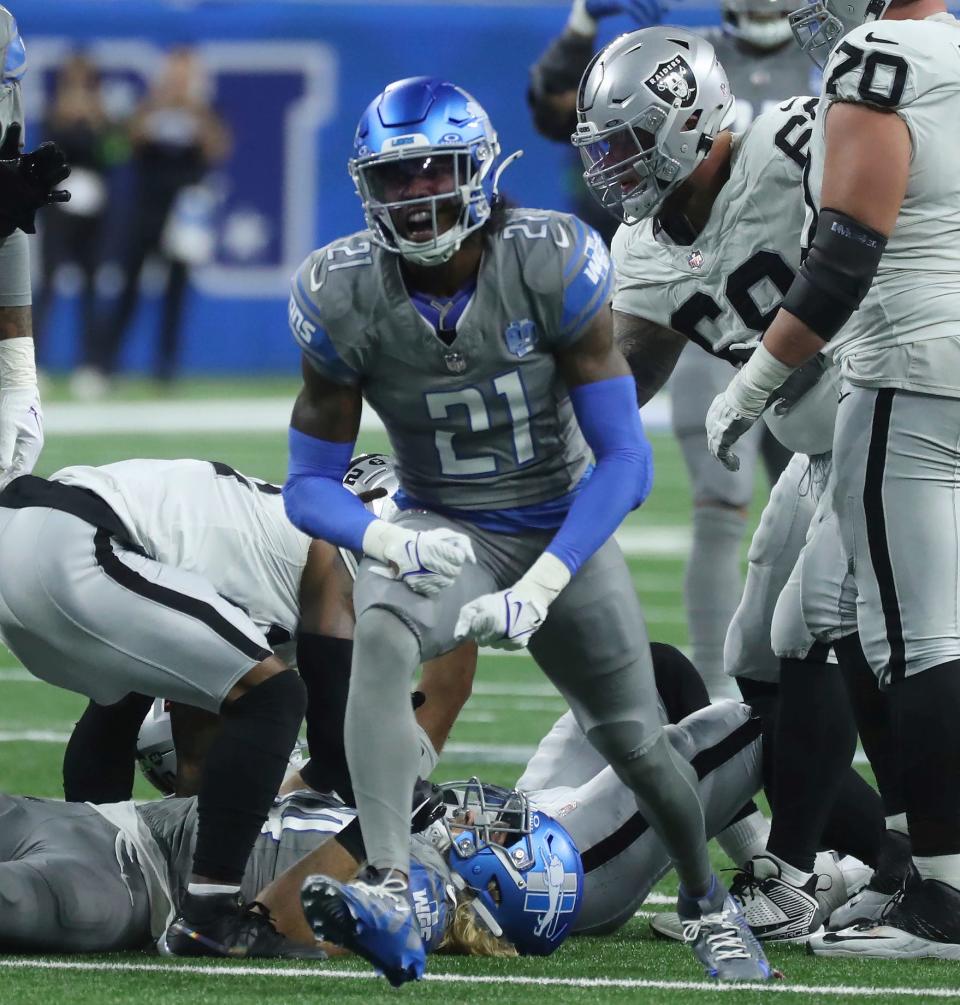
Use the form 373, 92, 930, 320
403, 207, 436, 241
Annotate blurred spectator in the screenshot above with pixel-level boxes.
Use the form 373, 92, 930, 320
527, 0, 664, 243
33, 53, 122, 372
527, 0, 820, 239
76, 47, 230, 396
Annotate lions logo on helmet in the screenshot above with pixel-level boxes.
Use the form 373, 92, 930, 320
439, 780, 583, 956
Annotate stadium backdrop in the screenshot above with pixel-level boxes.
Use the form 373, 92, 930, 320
17, 0, 718, 375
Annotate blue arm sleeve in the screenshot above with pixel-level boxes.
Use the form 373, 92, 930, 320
283, 428, 375, 551
545, 375, 653, 576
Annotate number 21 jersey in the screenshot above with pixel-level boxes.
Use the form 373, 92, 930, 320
288, 209, 612, 519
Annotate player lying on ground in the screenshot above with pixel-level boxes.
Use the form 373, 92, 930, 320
139, 641, 865, 953
0, 648, 791, 962
572, 25, 895, 942
0, 456, 471, 958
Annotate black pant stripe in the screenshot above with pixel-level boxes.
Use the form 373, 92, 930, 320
579, 715, 763, 874
863, 389, 907, 683
93, 528, 271, 664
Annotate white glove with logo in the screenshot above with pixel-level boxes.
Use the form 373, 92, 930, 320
454, 553, 571, 651
706, 343, 795, 472
362, 519, 476, 597
0, 337, 44, 490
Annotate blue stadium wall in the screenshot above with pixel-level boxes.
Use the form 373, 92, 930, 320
19, 0, 719, 374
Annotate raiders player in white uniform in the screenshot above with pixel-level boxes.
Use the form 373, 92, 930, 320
0, 8, 70, 492
574, 25, 897, 943
707, 0, 960, 957
0, 459, 315, 958
670, 2, 824, 699
527, 0, 821, 700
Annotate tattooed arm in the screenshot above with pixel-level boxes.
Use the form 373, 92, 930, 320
612, 309, 687, 407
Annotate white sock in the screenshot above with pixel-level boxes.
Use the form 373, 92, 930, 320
885, 812, 909, 836
764, 850, 813, 886
187, 882, 241, 897
913, 854, 960, 892
717, 810, 771, 867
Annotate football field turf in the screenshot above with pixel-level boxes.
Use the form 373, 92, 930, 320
1, 380, 958, 1004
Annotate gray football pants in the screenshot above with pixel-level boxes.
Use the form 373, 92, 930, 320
0, 794, 151, 951
806, 384, 960, 684
519, 701, 763, 934
0, 506, 270, 710
349, 509, 711, 892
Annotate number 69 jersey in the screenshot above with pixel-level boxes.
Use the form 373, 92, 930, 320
611, 98, 815, 363
805, 14, 960, 397
288, 209, 613, 518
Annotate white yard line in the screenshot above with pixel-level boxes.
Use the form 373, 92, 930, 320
43, 396, 673, 437
0, 958, 957, 998
0, 729, 70, 742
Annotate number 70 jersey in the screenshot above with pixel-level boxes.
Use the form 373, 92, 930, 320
611, 98, 816, 361
288, 208, 613, 516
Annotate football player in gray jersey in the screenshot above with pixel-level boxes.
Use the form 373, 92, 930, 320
528, 0, 819, 700
282, 76, 771, 983
0, 7, 70, 492
707, 0, 960, 959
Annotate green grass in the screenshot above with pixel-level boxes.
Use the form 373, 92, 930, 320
2, 388, 958, 1002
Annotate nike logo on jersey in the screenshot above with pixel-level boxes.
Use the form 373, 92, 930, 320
838, 391, 852, 404
310, 261, 324, 292
864, 31, 898, 44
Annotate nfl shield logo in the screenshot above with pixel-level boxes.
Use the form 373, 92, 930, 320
504, 319, 537, 358
687, 249, 704, 271
444, 351, 467, 374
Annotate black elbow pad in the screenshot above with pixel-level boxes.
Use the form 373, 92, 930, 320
781, 208, 887, 341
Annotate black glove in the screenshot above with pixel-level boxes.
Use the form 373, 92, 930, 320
0, 122, 71, 238
769, 353, 829, 415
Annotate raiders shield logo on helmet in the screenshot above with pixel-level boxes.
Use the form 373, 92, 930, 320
644, 55, 698, 110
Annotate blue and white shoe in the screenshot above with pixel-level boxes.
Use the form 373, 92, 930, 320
301, 870, 426, 986
678, 875, 778, 982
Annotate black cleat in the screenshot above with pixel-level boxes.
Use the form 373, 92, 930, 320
811, 878, 960, 959
161, 891, 327, 960
828, 830, 916, 930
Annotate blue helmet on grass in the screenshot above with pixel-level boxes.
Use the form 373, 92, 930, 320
439, 779, 584, 956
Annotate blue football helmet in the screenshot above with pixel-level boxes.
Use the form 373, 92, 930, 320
439, 780, 584, 956
350, 77, 513, 266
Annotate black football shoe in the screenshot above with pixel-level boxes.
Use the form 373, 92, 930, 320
810, 877, 960, 959
160, 891, 328, 960
828, 829, 916, 930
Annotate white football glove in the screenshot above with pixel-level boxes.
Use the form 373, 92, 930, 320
0, 384, 43, 485
454, 553, 571, 651
706, 343, 796, 472
362, 520, 476, 597
705, 393, 756, 473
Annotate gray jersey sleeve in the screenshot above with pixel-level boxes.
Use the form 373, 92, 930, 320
288, 232, 379, 386
514, 212, 614, 349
